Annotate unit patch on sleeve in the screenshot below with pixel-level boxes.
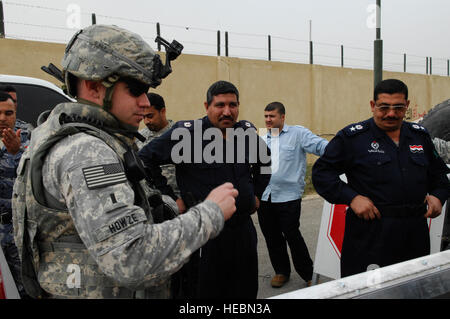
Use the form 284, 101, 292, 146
82, 163, 127, 189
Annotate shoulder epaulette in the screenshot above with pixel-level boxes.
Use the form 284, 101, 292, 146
342, 121, 370, 137
174, 120, 196, 130
407, 122, 429, 134
237, 120, 256, 130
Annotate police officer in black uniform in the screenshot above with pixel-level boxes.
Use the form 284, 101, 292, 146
139, 81, 271, 298
312, 79, 450, 277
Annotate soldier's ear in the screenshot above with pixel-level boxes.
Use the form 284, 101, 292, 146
79, 80, 106, 104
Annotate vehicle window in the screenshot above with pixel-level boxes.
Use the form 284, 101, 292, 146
0, 82, 70, 127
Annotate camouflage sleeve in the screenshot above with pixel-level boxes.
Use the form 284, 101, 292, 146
43, 133, 224, 289
433, 137, 450, 164
160, 164, 181, 198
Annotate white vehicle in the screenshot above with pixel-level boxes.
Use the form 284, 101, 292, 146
0, 74, 73, 127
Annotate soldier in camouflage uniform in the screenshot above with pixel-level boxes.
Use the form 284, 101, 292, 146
0, 91, 31, 298
432, 137, 450, 251
136, 93, 181, 207
135, 93, 184, 296
12, 24, 238, 299
433, 138, 450, 164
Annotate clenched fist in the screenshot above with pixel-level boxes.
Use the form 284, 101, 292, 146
205, 182, 239, 221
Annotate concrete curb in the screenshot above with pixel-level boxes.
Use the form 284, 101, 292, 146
302, 193, 321, 201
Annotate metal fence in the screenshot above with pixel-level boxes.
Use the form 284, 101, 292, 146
1, 1, 449, 76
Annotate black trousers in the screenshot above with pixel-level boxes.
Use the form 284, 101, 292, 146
341, 209, 430, 277
174, 216, 258, 299
257, 198, 313, 281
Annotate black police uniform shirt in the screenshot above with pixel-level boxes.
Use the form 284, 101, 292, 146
138, 116, 271, 221
312, 117, 450, 208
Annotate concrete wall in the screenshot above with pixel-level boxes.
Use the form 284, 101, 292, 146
0, 38, 66, 84
2, 38, 450, 138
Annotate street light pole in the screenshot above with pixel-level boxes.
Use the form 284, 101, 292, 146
374, 0, 383, 87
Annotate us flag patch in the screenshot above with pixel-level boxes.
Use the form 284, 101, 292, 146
82, 163, 127, 189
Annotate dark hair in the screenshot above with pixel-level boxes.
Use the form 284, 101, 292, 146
374, 79, 408, 101
0, 91, 14, 103
265, 101, 285, 115
146, 93, 165, 111
0, 85, 16, 93
206, 80, 239, 105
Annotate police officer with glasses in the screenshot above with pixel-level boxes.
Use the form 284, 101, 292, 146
312, 79, 450, 277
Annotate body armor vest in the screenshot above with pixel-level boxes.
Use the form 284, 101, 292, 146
12, 102, 167, 298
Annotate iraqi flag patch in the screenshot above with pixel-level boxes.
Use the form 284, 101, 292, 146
82, 163, 127, 189
409, 145, 424, 153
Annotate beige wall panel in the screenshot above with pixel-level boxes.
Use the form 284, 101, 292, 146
0, 38, 65, 85
383, 71, 431, 120
2, 38, 450, 140
233, 59, 313, 131
149, 53, 218, 122
311, 65, 373, 136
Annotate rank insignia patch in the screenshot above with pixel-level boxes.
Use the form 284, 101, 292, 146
82, 163, 127, 189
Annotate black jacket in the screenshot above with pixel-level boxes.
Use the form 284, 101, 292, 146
312, 118, 450, 208
139, 116, 271, 222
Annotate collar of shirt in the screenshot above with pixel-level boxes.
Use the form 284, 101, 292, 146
369, 117, 414, 144
202, 116, 214, 130
155, 119, 174, 137
267, 125, 289, 139
140, 120, 174, 139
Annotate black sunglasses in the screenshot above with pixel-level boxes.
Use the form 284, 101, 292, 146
122, 78, 150, 97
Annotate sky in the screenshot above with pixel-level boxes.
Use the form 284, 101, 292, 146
2, 0, 450, 75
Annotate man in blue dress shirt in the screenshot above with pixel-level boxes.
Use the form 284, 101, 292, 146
259, 101, 328, 288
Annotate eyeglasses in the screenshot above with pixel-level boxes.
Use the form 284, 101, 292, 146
122, 78, 150, 97
375, 104, 407, 113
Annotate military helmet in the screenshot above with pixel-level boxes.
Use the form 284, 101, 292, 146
61, 24, 164, 98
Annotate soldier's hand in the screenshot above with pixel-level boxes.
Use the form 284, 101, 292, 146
176, 198, 187, 214
424, 195, 442, 219
205, 182, 239, 221
350, 195, 381, 220
2, 128, 21, 155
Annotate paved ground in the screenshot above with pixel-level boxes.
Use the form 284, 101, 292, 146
255, 194, 333, 299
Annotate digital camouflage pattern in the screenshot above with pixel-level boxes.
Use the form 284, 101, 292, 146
12, 102, 224, 298
136, 120, 174, 149
137, 120, 180, 198
433, 137, 450, 164
62, 24, 164, 90
0, 119, 31, 298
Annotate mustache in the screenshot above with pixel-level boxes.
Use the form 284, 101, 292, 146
219, 115, 234, 121
382, 116, 400, 121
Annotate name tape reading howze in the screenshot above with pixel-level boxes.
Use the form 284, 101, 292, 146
94, 212, 147, 242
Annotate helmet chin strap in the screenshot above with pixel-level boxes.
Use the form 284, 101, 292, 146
100, 76, 140, 134
102, 84, 115, 110
101, 74, 120, 111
